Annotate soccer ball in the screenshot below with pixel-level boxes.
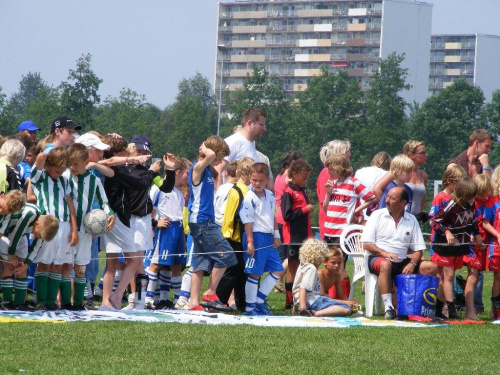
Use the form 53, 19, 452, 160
83, 209, 108, 237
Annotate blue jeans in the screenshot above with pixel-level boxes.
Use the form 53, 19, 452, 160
189, 220, 237, 273
310, 295, 352, 312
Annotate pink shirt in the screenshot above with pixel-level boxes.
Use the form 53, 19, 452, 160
274, 173, 287, 224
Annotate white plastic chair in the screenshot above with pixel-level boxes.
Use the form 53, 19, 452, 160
340, 224, 381, 317
339, 225, 365, 300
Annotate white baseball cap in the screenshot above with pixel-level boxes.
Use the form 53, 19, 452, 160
76, 133, 110, 150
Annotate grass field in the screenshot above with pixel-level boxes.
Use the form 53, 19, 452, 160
0, 254, 498, 374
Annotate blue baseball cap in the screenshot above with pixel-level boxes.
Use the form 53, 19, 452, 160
130, 135, 152, 152
18, 121, 40, 132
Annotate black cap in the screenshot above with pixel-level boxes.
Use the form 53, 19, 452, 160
50, 116, 82, 132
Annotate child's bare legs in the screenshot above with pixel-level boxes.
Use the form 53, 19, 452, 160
465, 266, 479, 319
442, 266, 455, 302
109, 251, 143, 309
203, 268, 226, 297
188, 270, 205, 308
492, 272, 500, 320
101, 255, 119, 308
286, 258, 299, 308
313, 305, 351, 317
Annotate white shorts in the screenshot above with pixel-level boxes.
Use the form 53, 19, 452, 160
102, 216, 135, 254
72, 229, 93, 266
130, 215, 153, 251
0, 235, 28, 260
35, 222, 72, 265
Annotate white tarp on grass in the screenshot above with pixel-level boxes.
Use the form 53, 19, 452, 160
0, 309, 446, 328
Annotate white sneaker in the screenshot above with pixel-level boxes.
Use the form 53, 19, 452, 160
121, 294, 136, 310
174, 298, 190, 310
94, 287, 103, 298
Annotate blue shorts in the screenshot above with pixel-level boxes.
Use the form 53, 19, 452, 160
149, 221, 185, 266
243, 232, 284, 276
189, 220, 237, 273
309, 295, 352, 312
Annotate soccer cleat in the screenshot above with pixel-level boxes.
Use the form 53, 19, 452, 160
255, 302, 273, 316
154, 299, 175, 310
44, 303, 59, 311
60, 303, 73, 310
175, 299, 190, 310
14, 303, 34, 312
83, 298, 96, 311
0, 301, 14, 311
384, 306, 396, 320
200, 294, 233, 312
244, 309, 260, 316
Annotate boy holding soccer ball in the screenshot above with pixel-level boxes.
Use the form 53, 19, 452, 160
62, 143, 115, 310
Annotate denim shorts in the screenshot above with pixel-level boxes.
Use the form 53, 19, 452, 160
189, 220, 237, 273
309, 295, 352, 312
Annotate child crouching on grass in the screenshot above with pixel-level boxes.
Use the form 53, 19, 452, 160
292, 238, 353, 317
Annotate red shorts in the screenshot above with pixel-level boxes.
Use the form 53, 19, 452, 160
463, 247, 487, 271
431, 253, 463, 269
488, 256, 500, 272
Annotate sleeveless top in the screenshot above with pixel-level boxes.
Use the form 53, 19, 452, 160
407, 170, 426, 215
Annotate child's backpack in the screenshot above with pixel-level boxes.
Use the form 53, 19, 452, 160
453, 275, 466, 311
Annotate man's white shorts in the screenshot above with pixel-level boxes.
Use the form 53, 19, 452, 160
102, 216, 135, 254
72, 230, 93, 266
35, 221, 72, 265
0, 236, 28, 260
130, 215, 153, 251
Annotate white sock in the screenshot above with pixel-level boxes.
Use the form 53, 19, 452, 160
245, 276, 259, 311
256, 273, 279, 304
382, 293, 394, 311
178, 269, 192, 301
159, 269, 172, 301
145, 268, 158, 300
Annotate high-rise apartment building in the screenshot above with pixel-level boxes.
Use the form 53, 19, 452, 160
429, 34, 500, 101
215, 0, 432, 107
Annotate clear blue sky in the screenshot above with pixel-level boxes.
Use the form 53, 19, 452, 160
1, 0, 499, 109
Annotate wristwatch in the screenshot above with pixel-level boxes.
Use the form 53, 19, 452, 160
411, 261, 418, 268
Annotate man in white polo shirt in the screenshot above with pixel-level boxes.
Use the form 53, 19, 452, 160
214, 108, 267, 189
361, 186, 437, 319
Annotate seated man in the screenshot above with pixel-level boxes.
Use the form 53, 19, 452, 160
361, 186, 437, 319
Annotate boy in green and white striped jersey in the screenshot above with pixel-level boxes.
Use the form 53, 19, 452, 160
0, 203, 59, 310
31, 146, 79, 310
62, 143, 115, 310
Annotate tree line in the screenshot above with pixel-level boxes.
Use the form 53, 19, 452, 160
1, 53, 500, 201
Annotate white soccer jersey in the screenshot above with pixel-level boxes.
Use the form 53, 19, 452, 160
31, 167, 72, 222
150, 185, 184, 222
239, 188, 275, 234
64, 170, 112, 231
214, 182, 233, 226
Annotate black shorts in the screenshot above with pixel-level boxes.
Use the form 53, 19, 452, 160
368, 256, 420, 278
286, 244, 301, 261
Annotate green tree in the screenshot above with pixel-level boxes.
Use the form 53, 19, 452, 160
224, 66, 291, 173
94, 88, 162, 151
9, 72, 50, 115
295, 68, 364, 171
360, 53, 410, 162
60, 54, 102, 127
23, 88, 63, 136
164, 73, 218, 160
484, 89, 500, 166
408, 79, 487, 179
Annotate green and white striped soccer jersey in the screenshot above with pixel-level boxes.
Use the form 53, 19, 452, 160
31, 167, 72, 222
63, 170, 113, 231
0, 203, 39, 256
